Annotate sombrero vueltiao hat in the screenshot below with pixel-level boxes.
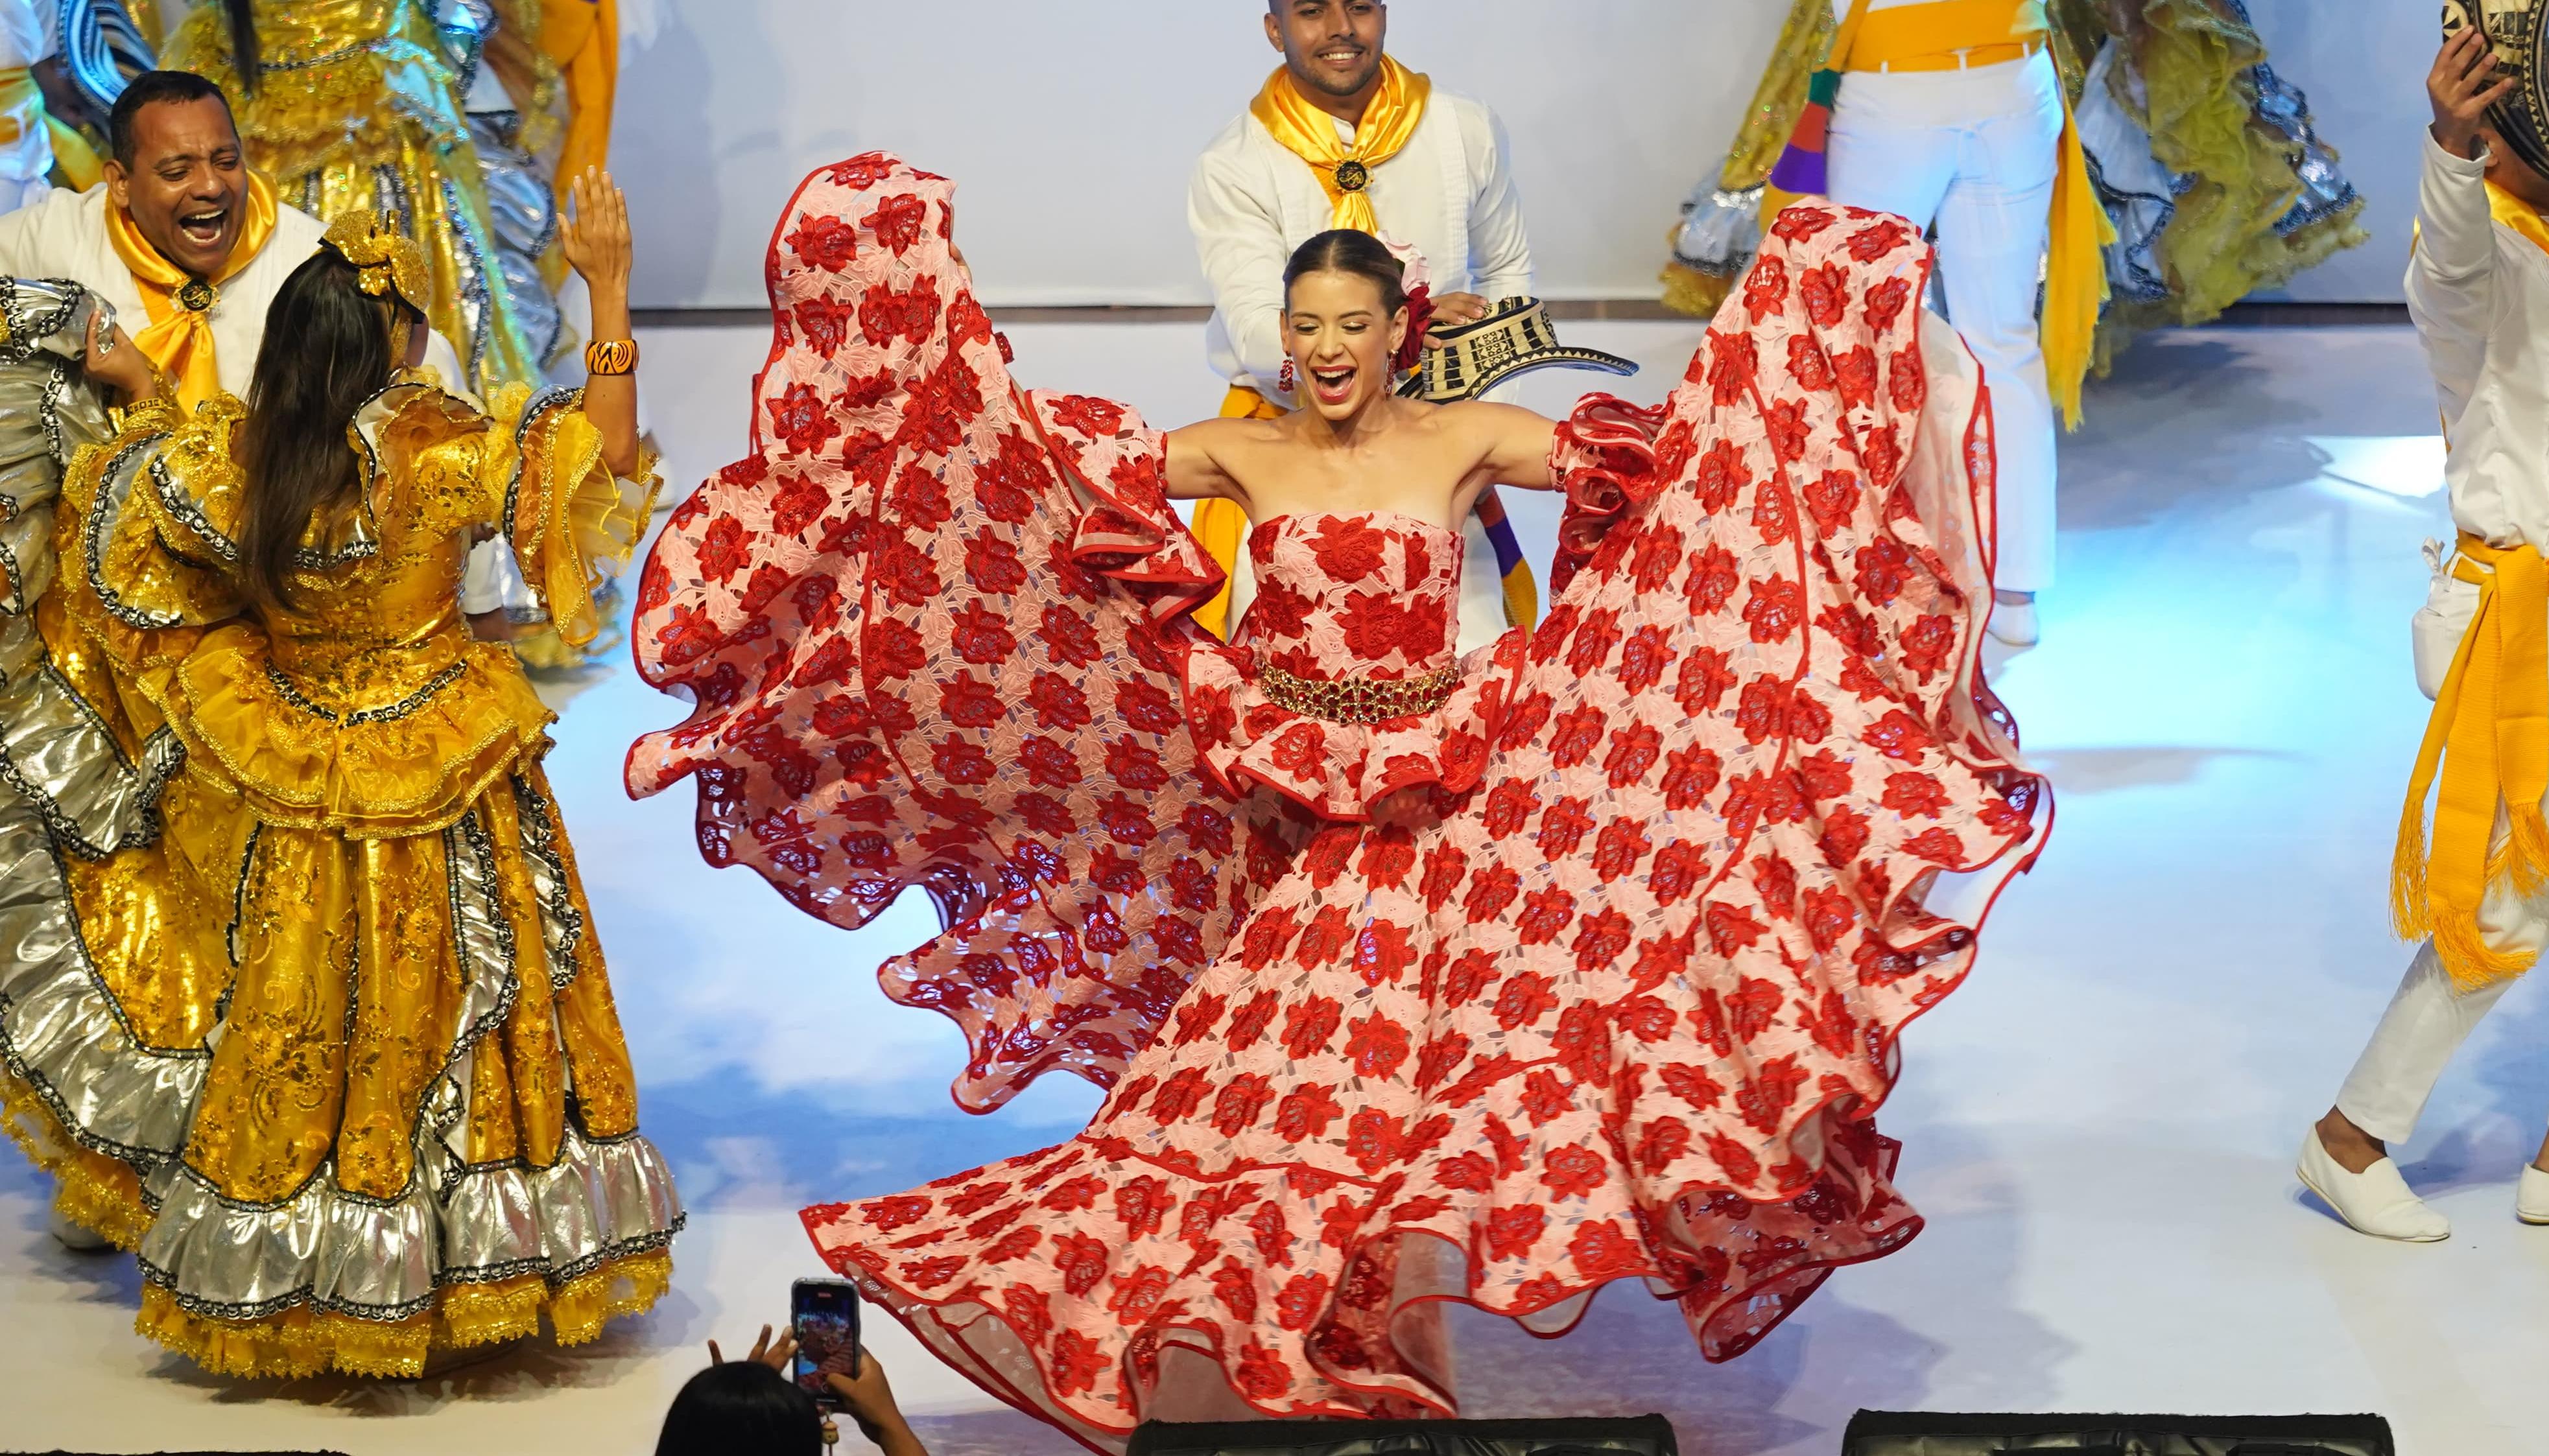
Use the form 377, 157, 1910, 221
2444, 1, 2549, 178
1397, 296, 1638, 403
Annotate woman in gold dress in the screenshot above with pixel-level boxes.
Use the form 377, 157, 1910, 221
0, 172, 678, 1378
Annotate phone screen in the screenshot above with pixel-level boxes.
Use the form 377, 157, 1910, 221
791, 1278, 862, 1410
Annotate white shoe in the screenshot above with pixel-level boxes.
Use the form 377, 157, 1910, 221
1987, 598, 2039, 648
2297, 1128, 2450, 1242
47, 1206, 112, 1252
2518, 1166, 2549, 1225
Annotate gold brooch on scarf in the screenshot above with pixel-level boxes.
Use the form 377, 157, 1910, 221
320, 211, 431, 316
175, 278, 217, 312
1334, 159, 1371, 193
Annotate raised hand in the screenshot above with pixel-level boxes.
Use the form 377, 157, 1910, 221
705, 1323, 798, 1374
560, 165, 632, 296
2432, 25, 2518, 160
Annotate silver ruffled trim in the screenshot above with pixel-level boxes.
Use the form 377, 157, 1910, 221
137, 1123, 683, 1323
0, 795, 207, 1178
0, 279, 204, 1181
0, 287, 178, 859
512, 775, 585, 993
128, 796, 682, 1325
1672, 183, 1766, 281
468, 110, 568, 375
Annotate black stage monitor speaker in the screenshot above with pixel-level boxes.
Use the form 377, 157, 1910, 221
1842, 1411, 2395, 1456
1126, 1414, 1679, 1456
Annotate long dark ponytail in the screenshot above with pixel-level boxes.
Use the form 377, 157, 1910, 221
234, 248, 407, 616
220, 0, 259, 95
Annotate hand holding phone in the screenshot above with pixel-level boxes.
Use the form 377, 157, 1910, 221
790, 1276, 862, 1413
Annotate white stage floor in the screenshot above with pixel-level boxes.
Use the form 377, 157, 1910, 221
5, 320, 2538, 1455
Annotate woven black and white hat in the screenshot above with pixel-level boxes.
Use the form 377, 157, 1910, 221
1397, 297, 1637, 404
2444, 1, 2549, 178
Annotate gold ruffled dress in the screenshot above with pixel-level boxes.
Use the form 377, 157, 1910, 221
0, 278, 679, 1378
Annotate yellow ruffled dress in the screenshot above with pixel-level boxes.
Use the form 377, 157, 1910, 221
0, 293, 679, 1376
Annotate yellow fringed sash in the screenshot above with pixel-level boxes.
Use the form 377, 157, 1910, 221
2394, 535, 2549, 989
1249, 56, 1431, 233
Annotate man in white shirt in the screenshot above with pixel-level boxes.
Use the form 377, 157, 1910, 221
0, 68, 463, 405
2301, 19, 2549, 1244
1187, 0, 1534, 652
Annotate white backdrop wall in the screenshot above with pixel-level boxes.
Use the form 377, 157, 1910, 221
611, 0, 2426, 311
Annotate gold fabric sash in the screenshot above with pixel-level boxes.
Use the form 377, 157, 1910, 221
2395, 535, 2549, 989
1250, 55, 1431, 233
2041, 88, 2112, 429
1840, 0, 2049, 68
104, 172, 281, 414
539, 0, 618, 208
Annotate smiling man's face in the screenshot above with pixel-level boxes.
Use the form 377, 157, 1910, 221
1266, 0, 1388, 104
106, 95, 249, 280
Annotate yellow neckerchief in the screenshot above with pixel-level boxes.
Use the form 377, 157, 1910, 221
2487, 178, 2549, 256
2388, 182, 2549, 990
104, 171, 281, 414
1249, 55, 1431, 233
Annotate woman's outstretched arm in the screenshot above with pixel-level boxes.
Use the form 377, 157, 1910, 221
1462, 401, 1561, 490
1164, 417, 1249, 508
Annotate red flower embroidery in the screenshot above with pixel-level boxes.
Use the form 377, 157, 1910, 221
787, 212, 859, 271
864, 193, 929, 255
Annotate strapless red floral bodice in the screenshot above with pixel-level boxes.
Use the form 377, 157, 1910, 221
1186, 511, 1521, 819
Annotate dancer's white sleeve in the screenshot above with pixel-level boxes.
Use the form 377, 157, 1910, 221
2404, 133, 2496, 413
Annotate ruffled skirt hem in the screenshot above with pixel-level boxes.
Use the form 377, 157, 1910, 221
134, 1247, 675, 1380
807, 1116, 1916, 1453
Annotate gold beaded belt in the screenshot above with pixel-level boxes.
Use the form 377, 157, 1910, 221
1259, 663, 1458, 725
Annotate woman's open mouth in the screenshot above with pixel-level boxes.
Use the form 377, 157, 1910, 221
1310, 364, 1357, 405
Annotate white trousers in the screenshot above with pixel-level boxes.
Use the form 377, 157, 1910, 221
2336, 802, 2549, 1144
1827, 51, 2065, 594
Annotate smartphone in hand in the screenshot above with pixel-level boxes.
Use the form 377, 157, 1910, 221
790, 1276, 861, 1412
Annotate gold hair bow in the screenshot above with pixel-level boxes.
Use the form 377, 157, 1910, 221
321, 211, 431, 316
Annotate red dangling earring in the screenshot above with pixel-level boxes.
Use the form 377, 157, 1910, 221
1278, 358, 1298, 395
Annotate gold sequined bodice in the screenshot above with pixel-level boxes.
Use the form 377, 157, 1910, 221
257, 457, 480, 715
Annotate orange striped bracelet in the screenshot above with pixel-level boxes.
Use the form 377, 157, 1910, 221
584, 338, 638, 376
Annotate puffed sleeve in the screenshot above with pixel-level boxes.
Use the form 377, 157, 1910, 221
483, 382, 659, 652
65, 393, 244, 632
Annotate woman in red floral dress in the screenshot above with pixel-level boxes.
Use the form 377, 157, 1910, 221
626, 155, 2047, 1450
